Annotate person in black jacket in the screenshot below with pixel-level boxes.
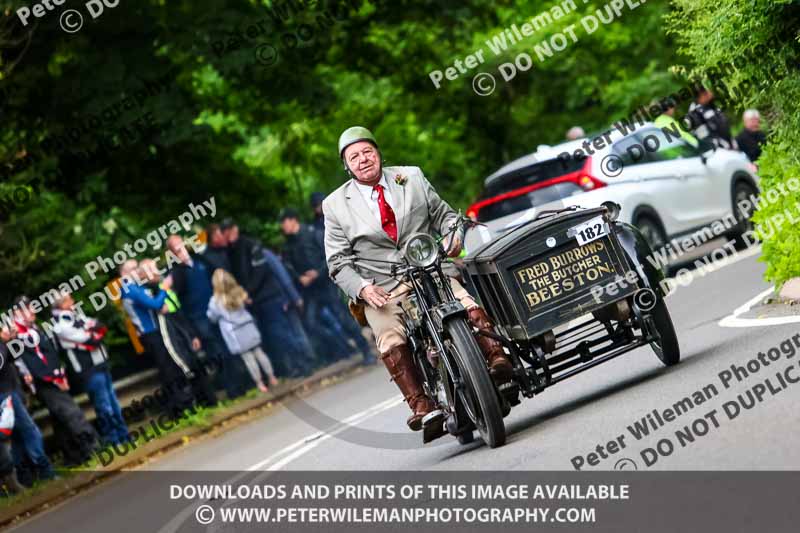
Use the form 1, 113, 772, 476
688, 88, 736, 150
0, 335, 48, 491
309, 192, 326, 244
125, 260, 218, 417
222, 219, 316, 377
280, 209, 376, 365
203, 223, 234, 274
0, 393, 23, 494
0, 328, 53, 486
11, 296, 98, 466
735, 109, 767, 163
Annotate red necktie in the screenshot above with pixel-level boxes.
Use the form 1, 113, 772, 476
373, 184, 398, 242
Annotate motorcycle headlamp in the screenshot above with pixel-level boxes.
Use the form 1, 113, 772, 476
602, 201, 621, 222
404, 233, 439, 267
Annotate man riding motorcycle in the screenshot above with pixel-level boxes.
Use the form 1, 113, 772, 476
322, 126, 513, 433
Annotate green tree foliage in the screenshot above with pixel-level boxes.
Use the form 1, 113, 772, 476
0, 0, 712, 354
667, 0, 800, 287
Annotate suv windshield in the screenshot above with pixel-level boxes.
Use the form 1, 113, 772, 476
476, 158, 585, 222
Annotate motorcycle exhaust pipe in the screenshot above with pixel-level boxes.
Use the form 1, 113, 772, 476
633, 288, 657, 312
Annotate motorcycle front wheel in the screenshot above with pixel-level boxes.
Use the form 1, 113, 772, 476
445, 318, 506, 448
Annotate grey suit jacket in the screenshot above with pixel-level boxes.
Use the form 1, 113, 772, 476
322, 166, 458, 301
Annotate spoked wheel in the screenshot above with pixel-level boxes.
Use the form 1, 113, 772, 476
649, 295, 680, 366
444, 318, 506, 448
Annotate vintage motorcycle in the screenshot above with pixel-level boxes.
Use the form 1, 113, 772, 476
350, 202, 679, 449
350, 218, 507, 447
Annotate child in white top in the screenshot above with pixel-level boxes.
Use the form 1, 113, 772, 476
207, 269, 278, 393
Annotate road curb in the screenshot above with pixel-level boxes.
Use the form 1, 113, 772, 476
0, 358, 368, 527
719, 286, 800, 328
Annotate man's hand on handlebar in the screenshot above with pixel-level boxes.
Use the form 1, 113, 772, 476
446, 233, 463, 257
360, 284, 390, 309
442, 213, 473, 257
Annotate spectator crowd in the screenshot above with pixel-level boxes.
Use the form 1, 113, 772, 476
0, 194, 376, 495
567, 86, 769, 166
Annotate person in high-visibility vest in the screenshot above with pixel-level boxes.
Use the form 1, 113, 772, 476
653, 98, 699, 148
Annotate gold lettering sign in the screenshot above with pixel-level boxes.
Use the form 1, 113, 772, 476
514, 240, 616, 310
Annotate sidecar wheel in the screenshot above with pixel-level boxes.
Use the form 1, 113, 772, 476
457, 431, 474, 445
650, 296, 680, 366
446, 319, 506, 448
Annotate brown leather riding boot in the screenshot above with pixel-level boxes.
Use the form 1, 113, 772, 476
380, 344, 439, 431
468, 307, 513, 381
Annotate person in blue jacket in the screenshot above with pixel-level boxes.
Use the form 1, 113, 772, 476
120, 259, 217, 418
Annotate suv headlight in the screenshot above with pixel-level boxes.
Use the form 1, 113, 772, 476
404, 233, 439, 267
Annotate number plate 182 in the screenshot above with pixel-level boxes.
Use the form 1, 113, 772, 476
571, 216, 607, 246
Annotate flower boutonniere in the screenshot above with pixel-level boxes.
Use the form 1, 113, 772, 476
394, 173, 408, 186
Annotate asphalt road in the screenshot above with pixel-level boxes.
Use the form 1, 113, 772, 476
9, 245, 800, 532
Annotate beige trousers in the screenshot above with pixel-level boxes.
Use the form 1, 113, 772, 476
364, 278, 478, 353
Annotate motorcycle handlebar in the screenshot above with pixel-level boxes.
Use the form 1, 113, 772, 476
344, 213, 477, 275
351, 261, 398, 276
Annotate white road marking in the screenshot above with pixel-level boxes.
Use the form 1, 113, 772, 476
732, 287, 776, 316
719, 286, 800, 327
155, 394, 404, 533
248, 394, 404, 471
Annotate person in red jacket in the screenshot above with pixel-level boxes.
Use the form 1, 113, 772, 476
11, 296, 98, 466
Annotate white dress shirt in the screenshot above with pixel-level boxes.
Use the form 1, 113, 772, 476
354, 175, 394, 224
353, 175, 396, 293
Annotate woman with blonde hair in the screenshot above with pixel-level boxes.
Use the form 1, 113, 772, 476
207, 269, 278, 392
